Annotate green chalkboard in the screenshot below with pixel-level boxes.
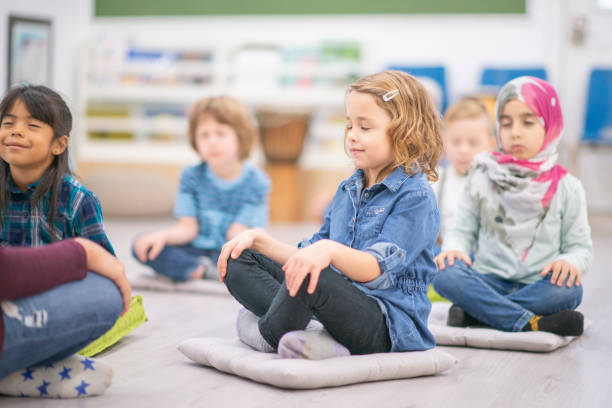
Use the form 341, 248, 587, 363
95, 0, 526, 16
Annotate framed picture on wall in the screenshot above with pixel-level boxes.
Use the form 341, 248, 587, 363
7, 15, 52, 89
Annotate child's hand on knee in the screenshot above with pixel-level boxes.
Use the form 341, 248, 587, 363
282, 240, 334, 296
218, 228, 263, 282
434, 250, 471, 270
74, 237, 131, 316
133, 231, 167, 262
541, 260, 581, 287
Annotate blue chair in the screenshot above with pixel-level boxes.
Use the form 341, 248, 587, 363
582, 68, 612, 145
480, 67, 547, 91
571, 68, 612, 213
388, 65, 448, 112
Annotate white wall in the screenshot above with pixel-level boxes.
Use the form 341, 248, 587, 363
0, 0, 92, 108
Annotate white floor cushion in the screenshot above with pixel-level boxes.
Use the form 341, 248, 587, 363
129, 272, 229, 295
178, 337, 458, 389
428, 302, 586, 352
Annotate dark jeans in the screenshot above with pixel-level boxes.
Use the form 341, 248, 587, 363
224, 249, 391, 354
131, 242, 219, 282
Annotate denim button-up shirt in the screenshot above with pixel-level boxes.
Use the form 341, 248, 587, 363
299, 167, 440, 351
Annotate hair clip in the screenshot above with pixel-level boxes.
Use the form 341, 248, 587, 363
382, 89, 399, 102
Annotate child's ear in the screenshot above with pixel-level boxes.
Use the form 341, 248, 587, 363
51, 135, 69, 156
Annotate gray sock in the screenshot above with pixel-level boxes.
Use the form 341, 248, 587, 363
199, 257, 218, 280
277, 329, 350, 360
236, 309, 275, 353
305, 319, 324, 331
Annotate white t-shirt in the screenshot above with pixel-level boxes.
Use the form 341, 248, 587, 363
432, 166, 468, 242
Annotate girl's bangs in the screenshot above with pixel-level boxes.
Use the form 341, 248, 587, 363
20, 88, 56, 126
0, 87, 55, 127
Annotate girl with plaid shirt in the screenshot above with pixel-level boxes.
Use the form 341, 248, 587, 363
0, 85, 113, 253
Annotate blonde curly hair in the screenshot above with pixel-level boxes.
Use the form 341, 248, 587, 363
346, 70, 443, 182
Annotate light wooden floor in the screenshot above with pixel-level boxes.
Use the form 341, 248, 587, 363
2, 216, 612, 408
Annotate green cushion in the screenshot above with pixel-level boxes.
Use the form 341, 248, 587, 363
78, 295, 148, 357
427, 284, 449, 303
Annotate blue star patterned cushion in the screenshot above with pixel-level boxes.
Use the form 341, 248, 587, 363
0, 355, 113, 398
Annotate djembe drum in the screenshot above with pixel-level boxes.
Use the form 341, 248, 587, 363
257, 111, 309, 222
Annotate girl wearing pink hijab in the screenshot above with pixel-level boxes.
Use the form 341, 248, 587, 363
433, 76, 592, 336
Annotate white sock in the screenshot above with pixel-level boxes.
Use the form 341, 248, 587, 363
236, 308, 275, 353
0, 355, 113, 398
277, 329, 351, 360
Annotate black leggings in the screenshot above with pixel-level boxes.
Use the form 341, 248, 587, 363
224, 249, 391, 354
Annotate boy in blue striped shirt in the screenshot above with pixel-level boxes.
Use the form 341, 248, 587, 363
132, 96, 270, 281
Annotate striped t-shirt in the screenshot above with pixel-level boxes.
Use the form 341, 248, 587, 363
174, 162, 270, 250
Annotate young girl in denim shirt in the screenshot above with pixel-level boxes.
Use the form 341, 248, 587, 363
433, 77, 592, 336
133, 96, 270, 282
217, 70, 443, 359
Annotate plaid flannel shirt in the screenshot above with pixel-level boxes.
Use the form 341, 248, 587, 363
1, 174, 114, 254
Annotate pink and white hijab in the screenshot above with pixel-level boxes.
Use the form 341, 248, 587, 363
469, 76, 567, 262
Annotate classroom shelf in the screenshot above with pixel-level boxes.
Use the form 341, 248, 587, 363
76, 140, 200, 165
86, 85, 348, 110
76, 37, 362, 177
85, 116, 188, 134
86, 85, 221, 104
